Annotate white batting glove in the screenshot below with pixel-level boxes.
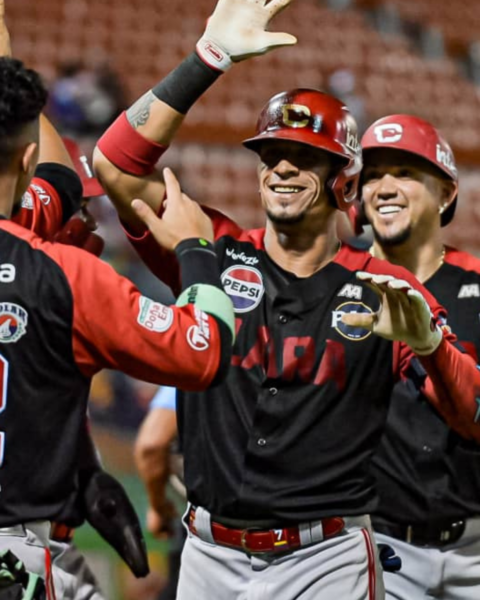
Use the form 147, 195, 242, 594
196, 0, 297, 72
341, 272, 443, 356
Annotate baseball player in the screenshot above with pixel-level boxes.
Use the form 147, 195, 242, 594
358, 115, 480, 599
0, 8, 156, 596
0, 55, 234, 600
134, 385, 186, 600
93, 1, 480, 597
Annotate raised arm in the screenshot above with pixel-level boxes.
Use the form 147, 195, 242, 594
0, 0, 82, 235
44, 168, 235, 389
93, 0, 296, 233
343, 271, 480, 442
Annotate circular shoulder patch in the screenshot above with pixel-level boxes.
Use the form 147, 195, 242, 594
332, 301, 373, 341
221, 265, 265, 313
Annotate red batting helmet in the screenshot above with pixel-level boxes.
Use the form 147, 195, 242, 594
63, 137, 105, 199
361, 115, 458, 226
243, 89, 363, 211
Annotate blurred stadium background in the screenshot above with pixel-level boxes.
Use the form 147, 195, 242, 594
7, 0, 480, 597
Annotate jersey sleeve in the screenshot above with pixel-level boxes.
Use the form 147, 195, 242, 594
14, 165, 82, 239
123, 205, 244, 296
47, 243, 229, 391
388, 267, 480, 443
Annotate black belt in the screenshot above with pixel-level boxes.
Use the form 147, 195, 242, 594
372, 517, 466, 547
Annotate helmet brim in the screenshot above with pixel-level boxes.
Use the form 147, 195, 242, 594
243, 129, 349, 166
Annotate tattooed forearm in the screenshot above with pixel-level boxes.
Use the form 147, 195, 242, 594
126, 91, 156, 128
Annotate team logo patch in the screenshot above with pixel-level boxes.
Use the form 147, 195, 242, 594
137, 297, 173, 333
31, 184, 51, 206
221, 265, 265, 313
331, 301, 373, 341
374, 123, 403, 144
0, 303, 28, 343
458, 284, 480, 298
187, 308, 210, 351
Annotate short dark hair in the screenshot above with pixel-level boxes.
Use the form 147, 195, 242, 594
0, 57, 48, 170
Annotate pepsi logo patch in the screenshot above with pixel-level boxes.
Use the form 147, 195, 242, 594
331, 301, 373, 341
137, 297, 173, 333
0, 303, 28, 343
221, 266, 265, 313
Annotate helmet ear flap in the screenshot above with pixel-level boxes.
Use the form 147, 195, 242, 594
346, 199, 368, 235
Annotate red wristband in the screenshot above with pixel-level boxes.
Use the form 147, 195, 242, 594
97, 112, 167, 176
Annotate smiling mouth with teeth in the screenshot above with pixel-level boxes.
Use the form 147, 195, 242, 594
271, 186, 304, 193
378, 205, 403, 215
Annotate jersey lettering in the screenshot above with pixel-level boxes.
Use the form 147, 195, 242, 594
232, 326, 346, 389
313, 340, 346, 391
283, 337, 316, 382
338, 284, 362, 299
458, 284, 480, 298
225, 248, 259, 266
0, 265, 15, 283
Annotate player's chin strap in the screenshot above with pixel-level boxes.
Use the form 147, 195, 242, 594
0, 549, 46, 599
80, 470, 150, 578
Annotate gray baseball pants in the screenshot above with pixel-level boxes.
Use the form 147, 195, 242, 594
177, 507, 385, 600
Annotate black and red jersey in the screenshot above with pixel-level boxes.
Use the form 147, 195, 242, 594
372, 247, 480, 526
0, 220, 230, 526
127, 210, 480, 522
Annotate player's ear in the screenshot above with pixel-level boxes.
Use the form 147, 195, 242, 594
21, 141, 38, 175
438, 179, 457, 213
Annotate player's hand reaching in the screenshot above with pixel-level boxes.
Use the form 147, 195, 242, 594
197, 0, 297, 71
146, 502, 177, 540
342, 272, 442, 355
131, 167, 214, 251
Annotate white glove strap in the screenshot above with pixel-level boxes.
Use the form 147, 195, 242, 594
196, 37, 233, 72
409, 325, 443, 356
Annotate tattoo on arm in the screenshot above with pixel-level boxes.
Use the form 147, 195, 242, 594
126, 91, 156, 128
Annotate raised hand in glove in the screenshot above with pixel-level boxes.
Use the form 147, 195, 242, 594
81, 470, 150, 578
197, 0, 297, 71
342, 273, 442, 356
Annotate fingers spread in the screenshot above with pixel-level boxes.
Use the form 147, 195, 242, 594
341, 311, 376, 330
267, 0, 296, 17
387, 278, 412, 292
262, 31, 297, 48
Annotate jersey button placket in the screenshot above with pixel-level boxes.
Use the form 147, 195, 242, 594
278, 314, 288, 324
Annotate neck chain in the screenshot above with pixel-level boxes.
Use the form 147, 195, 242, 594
369, 246, 446, 268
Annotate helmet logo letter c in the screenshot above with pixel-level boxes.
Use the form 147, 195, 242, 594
281, 104, 311, 129
374, 123, 403, 143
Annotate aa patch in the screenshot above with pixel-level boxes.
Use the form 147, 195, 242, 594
221, 265, 264, 313
137, 297, 173, 333
0, 303, 28, 343
331, 301, 373, 341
